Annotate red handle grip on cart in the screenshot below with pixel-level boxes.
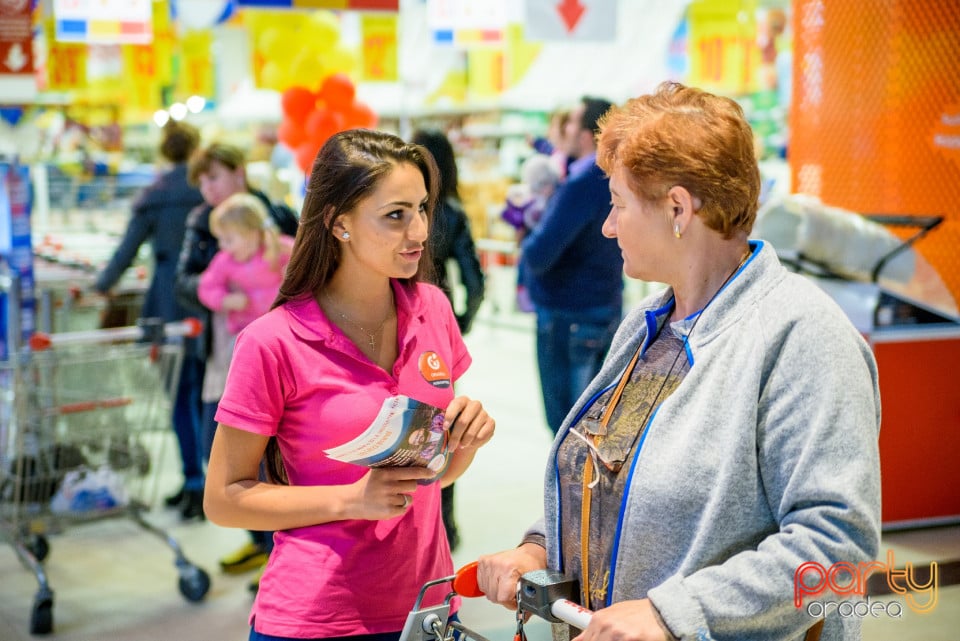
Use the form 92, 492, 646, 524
451, 561, 594, 630
452, 561, 485, 597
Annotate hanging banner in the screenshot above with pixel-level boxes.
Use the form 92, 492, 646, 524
360, 13, 397, 82
0, 0, 33, 76
177, 31, 216, 98
504, 23, 540, 89
44, 18, 89, 91
466, 48, 503, 99
428, 0, 508, 47
687, 0, 760, 95
53, 0, 153, 44
236, 1, 398, 10
524, 0, 616, 42
121, 44, 163, 117
0, 0, 36, 101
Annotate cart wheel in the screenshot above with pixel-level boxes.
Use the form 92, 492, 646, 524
132, 442, 151, 476
26, 534, 50, 563
178, 566, 211, 602
108, 440, 151, 476
30, 590, 53, 635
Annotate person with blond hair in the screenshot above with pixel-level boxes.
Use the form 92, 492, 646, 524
199, 193, 294, 337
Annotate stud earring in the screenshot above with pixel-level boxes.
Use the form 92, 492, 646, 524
674, 224, 681, 239
342, 232, 350, 240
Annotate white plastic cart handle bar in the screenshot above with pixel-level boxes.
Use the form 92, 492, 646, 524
453, 562, 594, 630
29, 318, 203, 351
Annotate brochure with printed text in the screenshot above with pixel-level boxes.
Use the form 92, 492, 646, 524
323, 395, 450, 484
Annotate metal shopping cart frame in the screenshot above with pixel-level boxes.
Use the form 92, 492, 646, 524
0, 317, 210, 635
400, 562, 592, 641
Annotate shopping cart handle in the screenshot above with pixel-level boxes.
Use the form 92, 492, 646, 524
451, 562, 594, 630
452, 561, 485, 597
28, 317, 203, 351
182, 317, 204, 338
29, 333, 52, 350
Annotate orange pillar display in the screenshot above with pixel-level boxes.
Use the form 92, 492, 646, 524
790, 0, 960, 306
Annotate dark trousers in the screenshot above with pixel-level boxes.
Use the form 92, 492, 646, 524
172, 354, 205, 490
535, 306, 620, 434
441, 483, 458, 549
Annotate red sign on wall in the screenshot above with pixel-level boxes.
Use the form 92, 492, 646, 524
0, 1, 33, 76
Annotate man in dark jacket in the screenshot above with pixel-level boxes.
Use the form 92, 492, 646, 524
520, 97, 624, 434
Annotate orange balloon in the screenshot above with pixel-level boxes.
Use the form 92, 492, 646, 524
295, 142, 320, 173
281, 86, 317, 125
342, 100, 377, 130
318, 73, 356, 111
277, 120, 307, 148
305, 107, 345, 145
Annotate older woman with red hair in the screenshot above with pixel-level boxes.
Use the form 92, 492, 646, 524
478, 82, 881, 641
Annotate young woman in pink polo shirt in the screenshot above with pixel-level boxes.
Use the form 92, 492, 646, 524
204, 129, 496, 641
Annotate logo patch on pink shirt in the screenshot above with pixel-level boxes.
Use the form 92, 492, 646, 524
418, 351, 451, 388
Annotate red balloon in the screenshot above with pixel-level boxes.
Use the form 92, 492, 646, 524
342, 100, 377, 130
281, 86, 317, 125
295, 142, 320, 173
305, 107, 345, 145
277, 120, 307, 148
318, 73, 356, 111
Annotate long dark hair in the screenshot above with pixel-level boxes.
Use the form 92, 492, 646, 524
411, 128, 459, 202
264, 128, 440, 484
274, 129, 440, 308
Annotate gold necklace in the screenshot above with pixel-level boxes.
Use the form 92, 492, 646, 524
323, 290, 394, 351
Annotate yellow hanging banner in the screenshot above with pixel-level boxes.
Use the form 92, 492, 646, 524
360, 14, 397, 82
151, 0, 175, 86
504, 23, 540, 88
687, 0, 760, 95
46, 30, 89, 91
177, 31, 215, 98
467, 48, 503, 100
121, 44, 163, 117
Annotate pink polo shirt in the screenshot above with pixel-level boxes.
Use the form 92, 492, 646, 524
216, 280, 471, 638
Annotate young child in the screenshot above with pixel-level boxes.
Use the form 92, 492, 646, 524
197, 192, 295, 590
198, 193, 294, 338
500, 154, 563, 312
500, 154, 563, 241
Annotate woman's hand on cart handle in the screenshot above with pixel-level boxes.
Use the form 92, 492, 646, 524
474, 543, 548, 608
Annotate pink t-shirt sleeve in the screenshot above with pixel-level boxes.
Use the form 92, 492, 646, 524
215, 321, 286, 436
197, 251, 230, 312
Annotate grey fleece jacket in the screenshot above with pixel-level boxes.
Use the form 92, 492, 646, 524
531, 240, 881, 641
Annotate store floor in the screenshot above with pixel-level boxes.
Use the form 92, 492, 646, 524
2, 303, 958, 641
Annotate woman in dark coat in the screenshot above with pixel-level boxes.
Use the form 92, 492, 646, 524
94, 121, 204, 322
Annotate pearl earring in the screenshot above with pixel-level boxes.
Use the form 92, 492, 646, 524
342, 232, 350, 240
674, 224, 681, 239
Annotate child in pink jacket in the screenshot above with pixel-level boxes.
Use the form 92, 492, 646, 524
198, 192, 295, 449
198, 193, 294, 336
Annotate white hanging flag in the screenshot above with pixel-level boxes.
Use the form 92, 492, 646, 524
525, 0, 617, 42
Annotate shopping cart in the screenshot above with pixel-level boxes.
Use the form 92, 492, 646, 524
400, 562, 593, 641
0, 318, 210, 635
